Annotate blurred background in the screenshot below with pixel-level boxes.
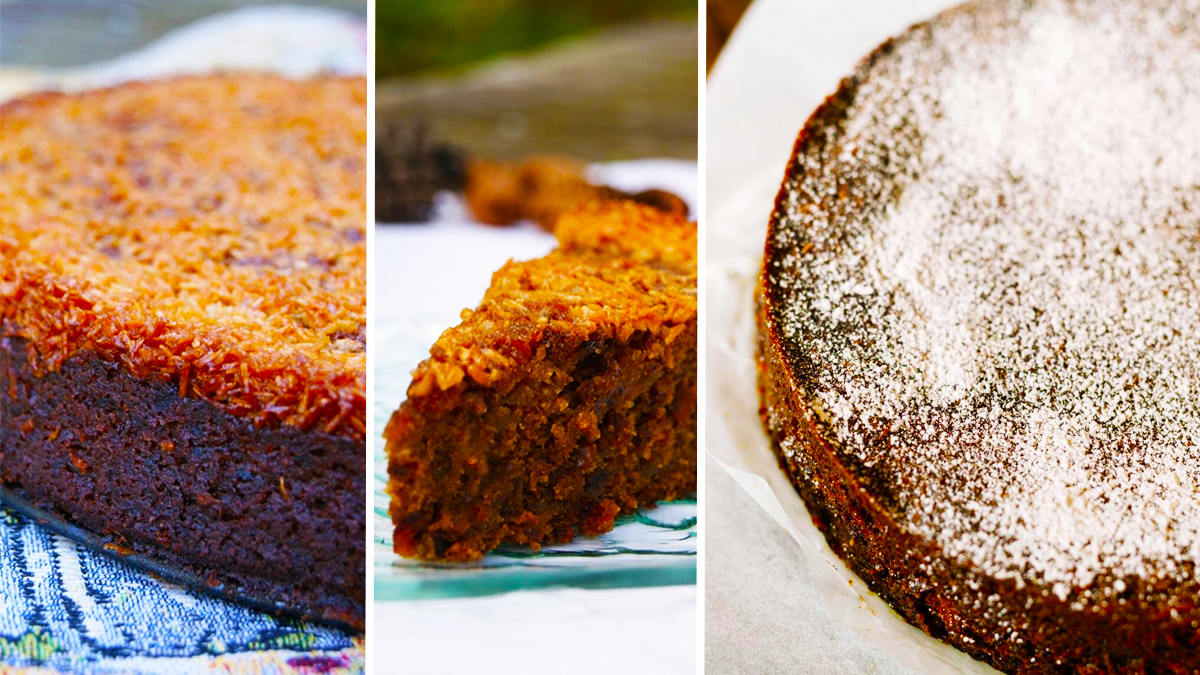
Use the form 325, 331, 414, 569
0, 0, 365, 67
706, 0, 751, 72
376, 0, 697, 162
0, 0, 367, 101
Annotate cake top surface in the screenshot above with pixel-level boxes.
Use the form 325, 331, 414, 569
764, 0, 1200, 598
406, 201, 697, 401
1, 75, 367, 440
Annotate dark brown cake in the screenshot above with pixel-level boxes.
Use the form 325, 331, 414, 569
0, 75, 366, 628
387, 201, 697, 562
758, 1, 1200, 672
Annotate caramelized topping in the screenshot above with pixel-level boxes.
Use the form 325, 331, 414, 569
1, 75, 367, 439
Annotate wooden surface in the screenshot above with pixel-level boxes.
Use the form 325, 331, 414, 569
377, 20, 698, 162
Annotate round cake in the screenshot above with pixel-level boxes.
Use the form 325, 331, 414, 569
758, 0, 1200, 672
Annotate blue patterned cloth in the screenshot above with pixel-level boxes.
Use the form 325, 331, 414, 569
0, 506, 362, 675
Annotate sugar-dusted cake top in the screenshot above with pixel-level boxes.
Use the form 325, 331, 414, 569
764, 0, 1200, 598
1, 75, 366, 439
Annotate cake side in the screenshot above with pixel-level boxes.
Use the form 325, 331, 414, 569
0, 335, 365, 627
0, 75, 367, 439
387, 202, 697, 562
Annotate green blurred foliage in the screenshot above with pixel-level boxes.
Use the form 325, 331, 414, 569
376, 0, 695, 78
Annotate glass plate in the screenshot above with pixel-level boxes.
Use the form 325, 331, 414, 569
373, 320, 697, 601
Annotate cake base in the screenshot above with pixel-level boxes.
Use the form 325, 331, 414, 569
0, 336, 365, 629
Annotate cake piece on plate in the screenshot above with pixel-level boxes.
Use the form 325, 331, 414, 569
386, 201, 697, 561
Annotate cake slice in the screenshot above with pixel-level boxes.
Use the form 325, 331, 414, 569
0, 75, 366, 627
385, 201, 697, 561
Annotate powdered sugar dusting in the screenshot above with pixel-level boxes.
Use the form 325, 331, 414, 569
769, 0, 1200, 593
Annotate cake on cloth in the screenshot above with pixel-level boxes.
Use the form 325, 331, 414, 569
386, 201, 697, 561
757, 0, 1199, 671
0, 75, 367, 627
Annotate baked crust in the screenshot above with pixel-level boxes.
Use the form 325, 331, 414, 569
757, 1, 1200, 671
0, 75, 366, 439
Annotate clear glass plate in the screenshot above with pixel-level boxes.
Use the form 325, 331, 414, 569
373, 320, 697, 601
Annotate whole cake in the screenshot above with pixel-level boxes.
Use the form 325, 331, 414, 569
387, 201, 697, 561
0, 75, 366, 627
757, 1, 1199, 672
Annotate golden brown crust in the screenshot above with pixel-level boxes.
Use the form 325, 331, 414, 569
407, 201, 695, 400
0, 75, 367, 439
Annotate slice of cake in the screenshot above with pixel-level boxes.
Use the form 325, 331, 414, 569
0, 75, 366, 627
385, 201, 697, 561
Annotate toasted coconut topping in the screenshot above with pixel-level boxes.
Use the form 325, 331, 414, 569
1, 75, 366, 440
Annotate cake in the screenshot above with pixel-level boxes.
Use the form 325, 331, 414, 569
464, 155, 689, 230
0, 75, 367, 628
386, 200, 697, 561
757, 1, 1199, 672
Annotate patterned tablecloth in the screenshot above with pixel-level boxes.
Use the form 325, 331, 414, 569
0, 507, 361, 675
0, 6, 367, 674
